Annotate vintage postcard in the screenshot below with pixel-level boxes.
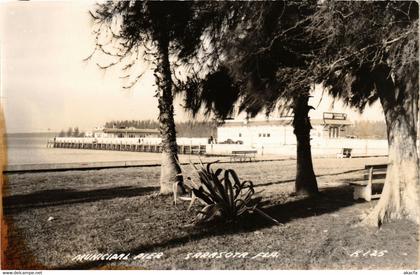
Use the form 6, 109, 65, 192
1, 0, 419, 272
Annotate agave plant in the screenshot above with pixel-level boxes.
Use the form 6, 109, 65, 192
182, 161, 280, 225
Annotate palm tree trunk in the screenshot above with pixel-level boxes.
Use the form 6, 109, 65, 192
363, 67, 419, 226
293, 94, 319, 196
155, 37, 184, 195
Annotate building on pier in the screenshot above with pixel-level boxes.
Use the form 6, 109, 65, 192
217, 112, 353, 147
86, 127, 160, 138
102, 127, 160, 138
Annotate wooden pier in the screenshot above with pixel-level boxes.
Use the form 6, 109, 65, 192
47, 138, 207, 155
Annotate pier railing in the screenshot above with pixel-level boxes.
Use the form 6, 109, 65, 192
47, 137, 208, 155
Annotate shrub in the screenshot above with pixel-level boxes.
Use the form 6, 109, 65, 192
182, 161, 280, 225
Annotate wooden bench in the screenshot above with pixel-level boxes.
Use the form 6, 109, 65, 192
349, 164, 387, 201
190, 145, 206, 155
230, 150, 257, 162
337, 148, 352, 158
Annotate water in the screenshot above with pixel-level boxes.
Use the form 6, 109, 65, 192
5, 133, 163, 165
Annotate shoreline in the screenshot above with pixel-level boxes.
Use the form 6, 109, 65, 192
3, 157, 290, 174
3, 154, 388, 174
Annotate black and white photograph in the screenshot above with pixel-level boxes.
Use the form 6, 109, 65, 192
1, 0, 419, 271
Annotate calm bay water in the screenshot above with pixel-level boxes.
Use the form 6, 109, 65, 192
5, 133, 162, 165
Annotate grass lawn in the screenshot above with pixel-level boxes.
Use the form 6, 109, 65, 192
2, 156, 418, 269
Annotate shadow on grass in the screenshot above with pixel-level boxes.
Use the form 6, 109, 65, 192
3, 186, 158, 214
58, 184, 364, 270
4, 168, 364, 214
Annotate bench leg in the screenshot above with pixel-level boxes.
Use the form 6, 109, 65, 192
353, 186, 372, 201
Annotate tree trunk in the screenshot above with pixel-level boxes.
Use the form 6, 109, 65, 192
363, 66, 419, 226
155, 38, 184, 195
293, 94, 319, 196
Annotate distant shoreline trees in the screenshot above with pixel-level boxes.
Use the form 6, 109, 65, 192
346, 121, 387, 140
58, 127, 85, 138
55, 119, 390, 141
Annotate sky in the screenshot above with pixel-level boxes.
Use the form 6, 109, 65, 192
0, 1, 385, 133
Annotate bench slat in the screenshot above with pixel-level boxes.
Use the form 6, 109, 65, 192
363, 173, 387, 180
365, 164, 388, 169
350, 179, 385, 185
349, 181, 367, 186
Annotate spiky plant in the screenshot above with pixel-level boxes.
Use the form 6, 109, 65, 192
182, 161, 280, 225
